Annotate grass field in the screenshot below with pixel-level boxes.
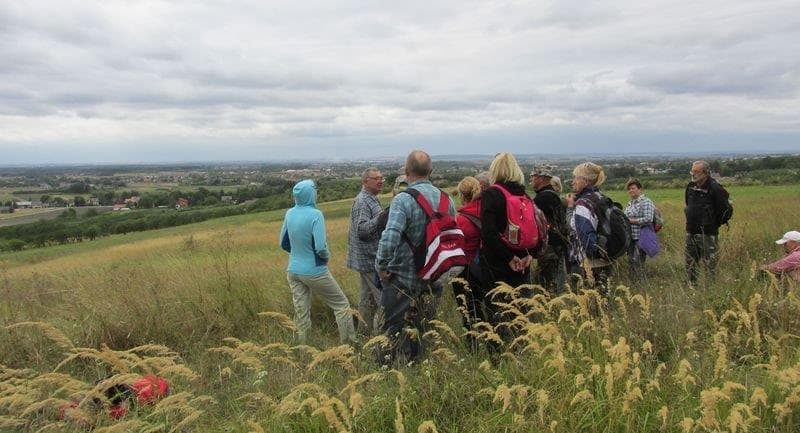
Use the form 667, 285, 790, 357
1, 184, 799, 432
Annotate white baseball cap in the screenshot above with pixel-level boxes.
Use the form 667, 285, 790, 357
776, 231, 800, 244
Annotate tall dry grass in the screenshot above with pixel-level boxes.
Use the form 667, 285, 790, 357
0, 185, 799, 432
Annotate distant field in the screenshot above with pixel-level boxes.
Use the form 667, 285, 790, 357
0, 206, 113, 227
1, 184, 799, 432
125, 182, 249, 193
0, 187, 20, 202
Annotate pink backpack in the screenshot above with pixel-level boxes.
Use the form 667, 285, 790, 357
492, 184, 542, 251
401, 189, 468, 284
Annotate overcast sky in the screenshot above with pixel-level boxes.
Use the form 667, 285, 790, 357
1, 1, 798, 163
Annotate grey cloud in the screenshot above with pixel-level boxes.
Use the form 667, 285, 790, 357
189, 67, 344, 92
1, 0, 799, 162
629, 62, 800, 97
513, 0, 621, 31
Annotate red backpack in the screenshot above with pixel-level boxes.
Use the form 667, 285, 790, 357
492, 184, 542, 251
401, 189, 468, 284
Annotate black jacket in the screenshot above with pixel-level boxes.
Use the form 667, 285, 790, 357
479, 181, 531, 277
534, 186, 567, 250
684, 178, 728, 235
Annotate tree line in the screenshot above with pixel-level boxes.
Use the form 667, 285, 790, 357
0, 178, 369, 252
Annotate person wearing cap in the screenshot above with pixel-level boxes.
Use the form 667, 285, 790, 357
530, 164, 568, 294
347, 168, 389, 337
761, 231, 800, 283
392, 175, 408, 196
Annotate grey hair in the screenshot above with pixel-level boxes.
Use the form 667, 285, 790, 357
692, 160, 710, 174
362, 167, 380, 182
476, 171, 492, 192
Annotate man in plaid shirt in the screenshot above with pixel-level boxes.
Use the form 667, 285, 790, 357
346, 168, 388, 337
376, 150, 455, 364
624, 178, 655, 282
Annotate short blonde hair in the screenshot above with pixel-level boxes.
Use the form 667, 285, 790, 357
489, 152, 525, 185
457, 176, 481, 203
572, 162, 606, 187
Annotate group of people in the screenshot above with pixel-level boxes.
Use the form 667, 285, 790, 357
278, 151, 800, 362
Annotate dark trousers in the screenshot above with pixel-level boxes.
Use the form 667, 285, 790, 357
589, 265, 613, 296
479, 259, 532, 338
379, 279, 437, 364
685, 233, 719, 284
451, 265, 487, 329
537, 245, 567, 295
627, 240, 647, 284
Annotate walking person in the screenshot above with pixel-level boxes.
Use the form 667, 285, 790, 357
624, 178, 656, 283
279, 179, 356, 345
684, 161, 733, 285
531, 165, 568, 294
346, 168, 389, 337
376, 150, 455, 363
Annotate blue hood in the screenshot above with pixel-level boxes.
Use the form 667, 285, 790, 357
293, 180, 317, 207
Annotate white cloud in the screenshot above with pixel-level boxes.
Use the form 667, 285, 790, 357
1, 0, 798, 162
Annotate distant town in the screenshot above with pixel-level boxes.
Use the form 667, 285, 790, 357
0, 152, 797, 251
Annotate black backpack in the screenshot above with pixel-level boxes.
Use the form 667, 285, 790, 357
587, 193, 632, 260
717, 184, 734, 226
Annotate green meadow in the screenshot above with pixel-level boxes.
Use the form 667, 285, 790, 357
1, 184, 799, 432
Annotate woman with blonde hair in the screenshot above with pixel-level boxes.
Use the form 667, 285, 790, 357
452, 176, 485, 329
479, 153, 534, 311
569, 162, 614, 291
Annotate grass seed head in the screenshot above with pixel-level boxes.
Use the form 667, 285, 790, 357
417, 420, 439, 433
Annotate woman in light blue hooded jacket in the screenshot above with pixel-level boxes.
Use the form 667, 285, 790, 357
279, 179, 356, 344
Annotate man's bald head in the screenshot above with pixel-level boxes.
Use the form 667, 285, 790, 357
405, 150, 432, 179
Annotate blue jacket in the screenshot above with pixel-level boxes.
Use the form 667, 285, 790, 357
279, 180, 330, 276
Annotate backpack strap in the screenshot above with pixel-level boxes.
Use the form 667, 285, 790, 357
398, 188, 449, 250
491, 183, 513, 199
404, 188, 425, 213
458, 210, 482, 230
493, 182, 533, 202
